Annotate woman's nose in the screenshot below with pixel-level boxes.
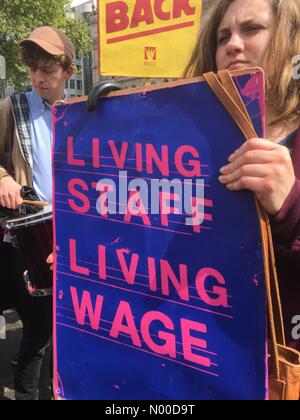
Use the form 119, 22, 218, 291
225, 33, 245, 55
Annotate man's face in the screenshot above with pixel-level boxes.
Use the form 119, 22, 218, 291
28, 59, 73, 104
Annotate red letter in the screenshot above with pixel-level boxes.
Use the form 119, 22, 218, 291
106, 1, 129, 34
141, 311, 176, 358
181, 318, 211, 367
196, 268, 228, 307
146, 144, 169, 176
116, 249, 139, 285
175, 146, 201, 177
70, 239, 90, 276
159, 191, 181, 227
135, 143, 143, 172
92, 138, 100, 168
124, 190, 151, 226
131, 0, 154, 28
96, 182, 115, 218
68, 179, 90, 214
98, 245, 107, 280
154, 0, 171, 21
110, 301, 142, 347
160, 260, 189, 302
109, 140, 128, 169
148, 257, 157, 292
188, 196, 209, 234
173, 0, 196, 19
71, 287, 103, 331
67, 136, 85, 167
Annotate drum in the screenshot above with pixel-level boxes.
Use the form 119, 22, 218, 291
2, 205, 53, 297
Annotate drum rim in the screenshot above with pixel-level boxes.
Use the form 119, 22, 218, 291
2, 211, 53, 230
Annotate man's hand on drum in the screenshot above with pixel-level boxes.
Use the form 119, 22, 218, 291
47, 253, 54, 272
0, 176, 23, 209
219, 139, 296, 215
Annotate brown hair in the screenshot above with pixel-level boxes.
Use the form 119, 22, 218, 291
184, 0, 300, 125
21, 42, 73, 72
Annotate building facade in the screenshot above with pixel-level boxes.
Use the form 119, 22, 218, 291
65, 57, 85, 98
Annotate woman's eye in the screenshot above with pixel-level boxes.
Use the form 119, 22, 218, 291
218, 35, 230, 45
246, 26, 263, 33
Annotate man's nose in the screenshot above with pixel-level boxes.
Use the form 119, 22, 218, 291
34, 69, 45, 83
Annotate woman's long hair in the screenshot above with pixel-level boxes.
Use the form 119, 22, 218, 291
184, 0, 300, 125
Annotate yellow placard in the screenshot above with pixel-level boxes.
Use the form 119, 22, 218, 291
99, 0, 202, 78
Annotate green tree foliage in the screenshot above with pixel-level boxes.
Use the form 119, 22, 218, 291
0, 0, 91, 90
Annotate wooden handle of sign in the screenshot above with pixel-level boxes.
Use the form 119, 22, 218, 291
22, 199, 48, 206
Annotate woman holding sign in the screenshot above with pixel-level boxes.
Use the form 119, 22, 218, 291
185, 0, 300, 350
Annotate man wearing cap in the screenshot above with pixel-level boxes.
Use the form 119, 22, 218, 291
0, 26, 74, 400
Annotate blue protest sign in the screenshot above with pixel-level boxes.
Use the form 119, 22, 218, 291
53, 69, 267, 400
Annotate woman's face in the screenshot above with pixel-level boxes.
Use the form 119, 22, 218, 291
216, 0, 275, 71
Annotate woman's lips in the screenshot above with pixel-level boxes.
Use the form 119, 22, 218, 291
228, 61, 249, 69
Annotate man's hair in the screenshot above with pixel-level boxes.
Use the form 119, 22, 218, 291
21, 42, 73, 72
184, 0, 300, 125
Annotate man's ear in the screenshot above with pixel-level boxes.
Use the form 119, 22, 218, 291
65, 65, 74, 81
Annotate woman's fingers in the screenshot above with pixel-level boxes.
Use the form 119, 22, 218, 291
228, 138, 278, 163
219, 138, 296, 215
220, 149, 277, 175
219, 164, 270, 186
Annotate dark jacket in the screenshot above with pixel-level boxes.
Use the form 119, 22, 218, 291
271, 128, 300, 349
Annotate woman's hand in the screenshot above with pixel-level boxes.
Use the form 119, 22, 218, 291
219, 138, 296, 215
47, 253, 54, 272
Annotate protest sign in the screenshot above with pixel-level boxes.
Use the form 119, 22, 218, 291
98, 0, 202, 77
53, 69, 267, 400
